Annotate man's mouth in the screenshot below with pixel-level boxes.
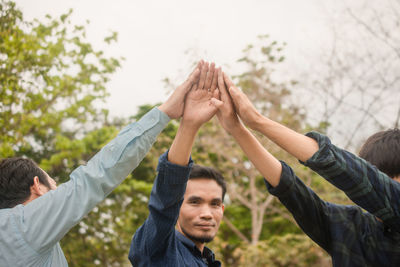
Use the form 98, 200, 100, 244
194, 223, 215, 229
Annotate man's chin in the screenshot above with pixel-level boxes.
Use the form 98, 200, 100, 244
181, 227, 215, 244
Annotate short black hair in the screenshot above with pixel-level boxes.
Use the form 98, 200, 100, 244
359, 128, 400, 178
0, 157, 51, 209
189, 164, 227, 201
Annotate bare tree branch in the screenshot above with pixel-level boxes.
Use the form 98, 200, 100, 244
223, 216, 250, 244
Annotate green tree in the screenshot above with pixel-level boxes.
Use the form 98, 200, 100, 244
0, 0, 121, 165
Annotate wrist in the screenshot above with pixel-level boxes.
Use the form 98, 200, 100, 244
249, 112, 267, 131
229, 122, 248, 138
158, 103, 173, 118
181, 118, 202, 131
179, 119, 201, 135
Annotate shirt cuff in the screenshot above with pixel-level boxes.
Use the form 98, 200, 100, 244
156, 150, 194, 185
264, 161, 296, 197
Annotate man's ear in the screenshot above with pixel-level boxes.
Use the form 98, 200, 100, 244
222, 204, 225, 213
31, 176, 46, 197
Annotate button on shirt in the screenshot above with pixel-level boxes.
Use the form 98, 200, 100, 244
0, 108, 170, 267
264, 132, 400, 267
129, 151, 221, 267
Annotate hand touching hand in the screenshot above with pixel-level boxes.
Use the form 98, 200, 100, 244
182, 61, 219, 128
158, 61, 202, 119
223, 73, 263, 130
210, 69, 242, 134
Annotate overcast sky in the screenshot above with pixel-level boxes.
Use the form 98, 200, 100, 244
16, 0, 348, 118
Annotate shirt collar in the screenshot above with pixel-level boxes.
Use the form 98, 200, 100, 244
175, 230, 218, 262
176, 230, 196, 248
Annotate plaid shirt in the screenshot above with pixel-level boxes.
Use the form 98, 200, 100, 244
265, 132, 400, 267
129, 151, 221, 267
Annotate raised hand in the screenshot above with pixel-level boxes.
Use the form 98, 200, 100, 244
182, 61, 219, 128
210, 69, 242, 134
223, 73, 263, 131
158, 61, 202, 119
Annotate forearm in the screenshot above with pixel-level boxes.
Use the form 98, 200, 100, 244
168, 120, 200, 165
230, 124, 282, 187
252, 116, 319, 163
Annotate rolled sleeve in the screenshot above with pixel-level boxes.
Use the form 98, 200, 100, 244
265, 161, 296, 197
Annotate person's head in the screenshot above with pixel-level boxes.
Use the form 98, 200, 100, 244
176, 164, 226, 251
0, 157, 57, 209
359, 128, 400, 181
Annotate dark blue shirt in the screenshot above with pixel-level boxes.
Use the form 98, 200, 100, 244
129, 151, 221, 267
265, 132, 400, 267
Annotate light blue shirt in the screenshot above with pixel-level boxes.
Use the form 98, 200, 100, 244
0, 108, 170, 267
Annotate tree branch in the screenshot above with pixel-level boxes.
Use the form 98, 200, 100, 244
223, 216, 250, 244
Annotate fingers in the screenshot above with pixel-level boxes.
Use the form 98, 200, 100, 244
204, 62, 215, 90
187, 69, 200, 87
181, 61, 202, 92
223, 72, 235, 89
217, 68, 228, 96
210, 67, 218, 91
228, 86, 241, 109
197, 62, 209, 90
191, 60, 203, 76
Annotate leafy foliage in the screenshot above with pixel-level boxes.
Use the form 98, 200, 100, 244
0, 0, 121, 164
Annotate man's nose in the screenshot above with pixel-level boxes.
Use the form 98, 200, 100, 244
199, 205, 213, 220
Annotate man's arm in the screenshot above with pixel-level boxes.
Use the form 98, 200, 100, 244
129, 61, 219, 262
223, 73, 400, 232
302, 132, 400, 232
20, 62, 202, 254
23, 108, 170, 253
211, 70, 335, 251
223, 73, 319, 163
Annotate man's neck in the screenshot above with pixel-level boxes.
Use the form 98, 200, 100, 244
194, 241, 205, 253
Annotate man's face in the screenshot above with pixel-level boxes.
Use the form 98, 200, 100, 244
176, 178, 224, 246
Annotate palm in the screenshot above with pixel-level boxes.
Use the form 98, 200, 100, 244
183, 89, 217, 125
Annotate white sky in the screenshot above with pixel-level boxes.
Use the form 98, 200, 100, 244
16, 0, 344, 118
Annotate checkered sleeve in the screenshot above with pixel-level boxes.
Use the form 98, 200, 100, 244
301, 131, 400, 232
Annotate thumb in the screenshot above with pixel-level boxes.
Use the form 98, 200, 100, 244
210, 98, 223, 109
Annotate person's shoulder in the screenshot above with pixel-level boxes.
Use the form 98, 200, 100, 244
0, 204, 23, 214
0, 205, 23, 227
